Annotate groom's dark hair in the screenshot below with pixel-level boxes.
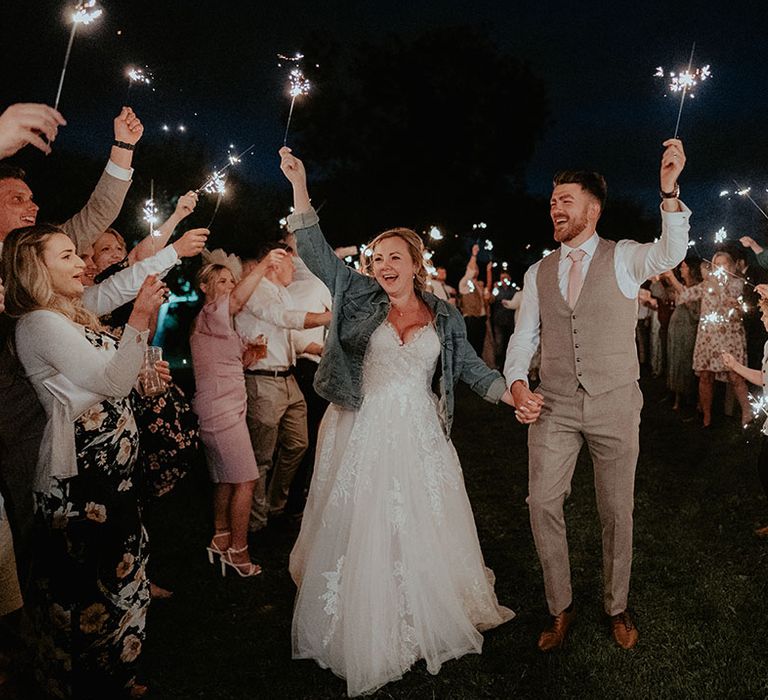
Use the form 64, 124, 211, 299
553, 171, 607, 212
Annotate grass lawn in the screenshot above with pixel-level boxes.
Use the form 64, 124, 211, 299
136, 375, 768, 699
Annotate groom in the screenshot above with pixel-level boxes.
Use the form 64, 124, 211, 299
505, 139, 689, 650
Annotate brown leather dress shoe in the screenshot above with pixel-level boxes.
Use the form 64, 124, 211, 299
537, 608, 575, 652
610, 611, 639, 649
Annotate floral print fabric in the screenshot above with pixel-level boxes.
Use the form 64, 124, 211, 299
30, 326, 150, 699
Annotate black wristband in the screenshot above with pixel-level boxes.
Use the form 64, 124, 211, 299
113, 140, 135, 151
660, 183, 680, 199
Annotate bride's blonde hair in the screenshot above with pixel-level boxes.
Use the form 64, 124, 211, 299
362, 228, 428, 293
1, 224, 103, 329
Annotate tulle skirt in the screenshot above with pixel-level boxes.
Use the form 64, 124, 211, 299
289, 390, 514, 697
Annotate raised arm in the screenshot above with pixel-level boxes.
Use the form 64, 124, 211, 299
230, 249, 287, 316
279, 147, 365, 296
0, 103, 67, 158
61, 108, 144, 252
129, 191, 198, 263
621, 139, 690, 286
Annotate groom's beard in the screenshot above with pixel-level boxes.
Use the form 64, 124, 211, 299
552, 210, 589, 243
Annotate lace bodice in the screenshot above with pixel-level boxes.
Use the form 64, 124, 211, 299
362, 321, 441, 400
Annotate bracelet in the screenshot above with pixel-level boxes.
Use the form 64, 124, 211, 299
113, 140, 135, 151
660, 183, 680, 199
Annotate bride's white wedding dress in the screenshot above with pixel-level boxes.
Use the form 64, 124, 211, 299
289, 320, 514, 697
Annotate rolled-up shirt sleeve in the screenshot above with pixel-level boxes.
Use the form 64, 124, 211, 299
503, 262, 541, 388
82, 245, 178, 316
617, 202, 691, 292
243, 286, 306, 330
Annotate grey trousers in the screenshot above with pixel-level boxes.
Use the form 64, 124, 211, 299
245, 374, 308, 531
527, 382, 642, 616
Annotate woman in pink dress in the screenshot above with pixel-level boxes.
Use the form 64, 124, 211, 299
190, 248, 287, 576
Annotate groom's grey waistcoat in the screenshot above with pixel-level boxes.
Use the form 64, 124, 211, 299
536, 238, 639, 397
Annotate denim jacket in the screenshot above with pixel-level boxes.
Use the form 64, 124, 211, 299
287, 208, 506, 437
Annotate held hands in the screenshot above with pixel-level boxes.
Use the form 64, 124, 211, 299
174, 191, 198, 219
114, 107, 144, 145
279, 146, 306, 187
660, 138, 685, 193
510, 380, 545, 424
173, 228, 209, 258
0, 103, 67, 158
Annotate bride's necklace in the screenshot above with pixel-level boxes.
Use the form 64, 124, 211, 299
391, 298, 419, 318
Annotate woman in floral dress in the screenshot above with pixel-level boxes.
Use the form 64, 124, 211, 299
671, 251, 751, 426
2, 224, 168, 698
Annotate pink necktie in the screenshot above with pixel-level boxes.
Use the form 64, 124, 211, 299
566, 249, 587, 308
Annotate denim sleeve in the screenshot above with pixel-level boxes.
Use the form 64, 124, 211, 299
450, 310, 506, 403
756, 249, 768, 270
289, 210, 354, 297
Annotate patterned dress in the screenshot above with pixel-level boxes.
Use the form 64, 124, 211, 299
679, 273, 746, 381
95, 259, 199, 498
30, 327, 150, 699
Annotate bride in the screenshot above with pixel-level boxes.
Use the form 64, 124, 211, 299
279, 147, 515, 697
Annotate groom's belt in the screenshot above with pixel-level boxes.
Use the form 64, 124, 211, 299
245, 367, 294, 378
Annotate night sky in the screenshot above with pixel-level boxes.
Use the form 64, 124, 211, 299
2, 0, 768, 243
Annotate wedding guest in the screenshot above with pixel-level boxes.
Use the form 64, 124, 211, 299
234, 243, 330, 533
675, 251, 751, 427
2, 223, 167, 699
285, 254, 332, 515
490, 272, 517, 369
0, 107, 143, 587
0, 106, 142, 246
649, 274, 676, 377
458, 244, 488, 355
722, 284, 768, 537
91, 224, 207, 500
661, 257, 702, 411
427, 266, 456, 305
191, 248, 287, 576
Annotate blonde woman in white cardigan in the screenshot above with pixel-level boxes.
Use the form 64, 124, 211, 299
1, 223, 170, 699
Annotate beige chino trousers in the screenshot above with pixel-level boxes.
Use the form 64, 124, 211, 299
527, 381, 642, 617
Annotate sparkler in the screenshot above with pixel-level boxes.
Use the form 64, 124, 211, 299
713, 227, 727, 244
732, 179, 768, 221
192, 143, 255, 230
749, 393, 768, 421
283, 69, 311, 144
142, 179, 160, 254
54, 1, 103, 111
655, 43, 711, 139
428, 226, 444, 241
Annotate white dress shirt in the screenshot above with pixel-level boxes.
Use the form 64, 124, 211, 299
504, 203, 691, 387
235, 278, 306, 370
289, 257, 331, 363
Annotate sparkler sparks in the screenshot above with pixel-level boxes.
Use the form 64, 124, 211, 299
714, 227, 727, 244
280, 53, 312, 145
72, 0, 102, 25
749, 393, 768, 420
127, 66, 152, 85
655, 43, 711, 139
428, 226, 444, 241
732, 179, 768, 220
